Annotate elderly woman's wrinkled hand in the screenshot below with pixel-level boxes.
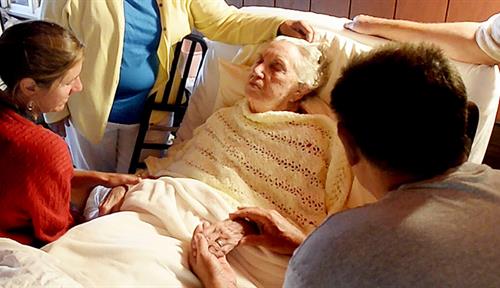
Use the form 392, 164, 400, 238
229, 207, 306, 255
196, 220, 248, 258
189, 222, 237, 288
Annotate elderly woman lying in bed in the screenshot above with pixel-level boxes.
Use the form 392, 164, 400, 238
41, 36, 372, 288
142, 36, 371, 285
146, 36, 355, 232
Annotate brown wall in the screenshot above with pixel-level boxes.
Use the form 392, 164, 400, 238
226, 0, 500, 22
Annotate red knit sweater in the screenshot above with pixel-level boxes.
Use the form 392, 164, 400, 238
0, 107, 74, 247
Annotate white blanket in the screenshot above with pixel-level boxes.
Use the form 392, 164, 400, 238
38, 177, 289, 287
0, 238, 88, 288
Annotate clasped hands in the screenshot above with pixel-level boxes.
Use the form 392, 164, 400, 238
188, 207, 306, 288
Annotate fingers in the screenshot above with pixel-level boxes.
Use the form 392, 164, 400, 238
113, 174, 141, 185
203, 220, 243, 257
101, 172, 141, 188
192, 222, 204, 236
294, 20, 314, 42
191, 221, 212, 260
191, 222, 216, 257
189, 233, 213, 270
278, 20, 315, 42
189, 232, 199, 268
230, 207, 268, 224
98, 186, 127, 216
197, 233, 209, 253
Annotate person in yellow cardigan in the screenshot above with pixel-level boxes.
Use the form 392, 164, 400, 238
42, 0, 315, 173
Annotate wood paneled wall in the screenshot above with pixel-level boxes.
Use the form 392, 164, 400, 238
226, 0, 500, 22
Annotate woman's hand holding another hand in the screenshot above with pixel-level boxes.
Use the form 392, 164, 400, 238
229, 207, 306, 255
189, 221, 237, 288
195, 220, 248, 258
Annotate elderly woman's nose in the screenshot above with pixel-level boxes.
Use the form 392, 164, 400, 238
253, 63, 265, 77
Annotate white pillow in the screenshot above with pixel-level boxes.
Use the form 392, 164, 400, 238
212, 59, 250, 112
452, 62, 500, 163
178, 6, 500, 163
175, 40, 241, 142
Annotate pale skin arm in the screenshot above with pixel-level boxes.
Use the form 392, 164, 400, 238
345, 15, 498, 65
70, 170, 141, 215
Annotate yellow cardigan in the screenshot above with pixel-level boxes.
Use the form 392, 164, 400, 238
42, 0, 285, 143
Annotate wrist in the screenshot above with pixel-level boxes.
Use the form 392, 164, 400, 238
207, 276, 236, 288
276, 20, 287, 36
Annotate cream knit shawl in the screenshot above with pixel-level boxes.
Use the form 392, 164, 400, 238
146, 100, 353, 233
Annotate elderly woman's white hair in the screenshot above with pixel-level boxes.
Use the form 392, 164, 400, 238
273, 35, 329, 91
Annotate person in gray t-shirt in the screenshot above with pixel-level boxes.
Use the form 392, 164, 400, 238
284, 43, 500, 287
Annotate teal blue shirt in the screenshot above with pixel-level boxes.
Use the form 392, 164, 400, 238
109, 0, 161, 124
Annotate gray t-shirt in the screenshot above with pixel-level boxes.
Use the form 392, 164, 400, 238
284, 162, 500, 288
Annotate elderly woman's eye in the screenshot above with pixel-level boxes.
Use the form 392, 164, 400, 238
272, 63, 285, 72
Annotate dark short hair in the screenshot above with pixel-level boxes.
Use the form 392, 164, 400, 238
331, 43, 468, 178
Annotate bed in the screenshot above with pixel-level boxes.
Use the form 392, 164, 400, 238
1, 6, 499, 288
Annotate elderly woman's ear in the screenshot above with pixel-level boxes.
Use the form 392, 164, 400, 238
291, 83, 313, 102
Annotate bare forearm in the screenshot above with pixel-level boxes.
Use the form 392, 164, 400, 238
72, 170, 107, 190
70, 170, 104, 212
70, 170, 140, 211
347, 15, 497, 65
72, 169, 140, 188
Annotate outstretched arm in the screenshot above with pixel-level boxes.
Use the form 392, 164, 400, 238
71, 170, 140, 213
345, 15, 497, 65
190, 0, 314, 44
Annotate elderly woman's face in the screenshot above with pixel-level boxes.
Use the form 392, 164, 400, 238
245, 41, 304, 113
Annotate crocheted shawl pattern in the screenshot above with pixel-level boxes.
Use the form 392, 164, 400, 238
146, 100, 353, 232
